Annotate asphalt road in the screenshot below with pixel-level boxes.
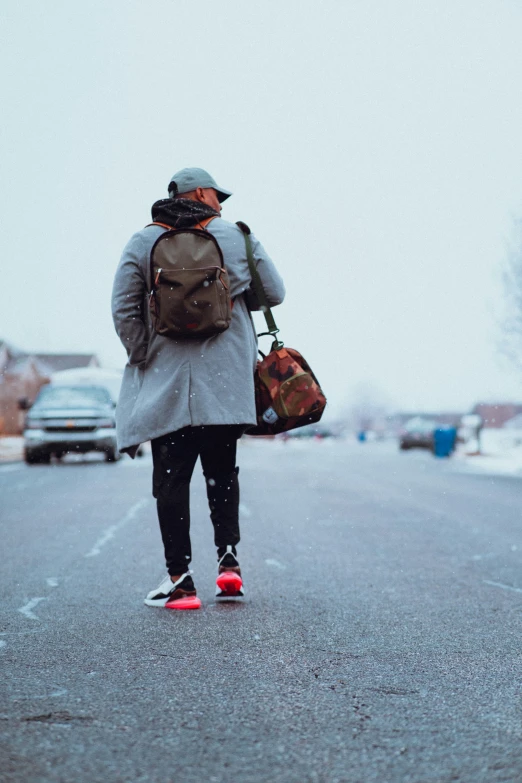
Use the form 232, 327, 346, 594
1, 439, 522, 783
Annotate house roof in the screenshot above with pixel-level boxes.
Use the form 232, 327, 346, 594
0, 340, 25, 360
1, 342, 100, 381
1, 341, 30, 377
5, 356, 35, 373
34, 354, 99, 374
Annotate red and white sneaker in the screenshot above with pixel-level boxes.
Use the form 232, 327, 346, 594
144, 572, 201, 610
216, 546, 244, 600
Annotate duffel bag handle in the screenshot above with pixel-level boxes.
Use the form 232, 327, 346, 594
236, 221, 284, 351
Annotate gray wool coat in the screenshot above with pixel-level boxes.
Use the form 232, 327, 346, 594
111, 218, 285, 455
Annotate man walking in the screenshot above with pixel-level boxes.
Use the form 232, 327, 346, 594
112, 168, 285, 608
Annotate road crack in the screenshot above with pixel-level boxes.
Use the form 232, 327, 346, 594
22, 711, 94, 725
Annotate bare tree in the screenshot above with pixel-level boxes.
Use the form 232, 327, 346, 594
500, 219, 522, 373
343, 381, 394, 433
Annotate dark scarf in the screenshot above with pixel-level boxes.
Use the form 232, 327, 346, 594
151, 197, 219, 229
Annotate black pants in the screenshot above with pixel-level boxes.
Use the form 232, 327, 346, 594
151, 426, 242, 575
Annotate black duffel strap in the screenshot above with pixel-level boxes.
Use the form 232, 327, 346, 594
236, 221, 283, 349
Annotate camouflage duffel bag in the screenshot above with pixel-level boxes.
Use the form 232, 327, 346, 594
248, 345, 327, 436
236, 221, 327, 436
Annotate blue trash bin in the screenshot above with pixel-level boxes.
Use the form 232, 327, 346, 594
433, 427, 457, 458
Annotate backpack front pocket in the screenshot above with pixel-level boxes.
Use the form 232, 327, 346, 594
275, 372, 317, 418
151, 267, 231, 336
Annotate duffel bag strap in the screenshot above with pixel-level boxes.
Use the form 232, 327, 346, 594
236, 221, 283, 350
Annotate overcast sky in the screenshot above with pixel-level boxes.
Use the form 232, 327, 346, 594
2, 0, 522, 415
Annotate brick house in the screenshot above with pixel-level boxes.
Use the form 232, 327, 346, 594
0, 341, 99, 434
471, 402, 522, 428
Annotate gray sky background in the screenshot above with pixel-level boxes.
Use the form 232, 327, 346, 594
2, 0, 522, 415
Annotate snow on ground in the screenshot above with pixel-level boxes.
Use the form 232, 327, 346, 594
0, 436, 23, 463
456, 428, 522, 478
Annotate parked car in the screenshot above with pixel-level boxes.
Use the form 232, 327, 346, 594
23, 385, 119, 464
399, 417, 437, 451
278, 424, 336, 440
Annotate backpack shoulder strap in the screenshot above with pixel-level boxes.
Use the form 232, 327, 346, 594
193, 216, 217, 231
145, 221, 173, 231
145, 216, 217, 232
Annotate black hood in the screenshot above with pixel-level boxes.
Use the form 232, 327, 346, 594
151, 198, 219, 229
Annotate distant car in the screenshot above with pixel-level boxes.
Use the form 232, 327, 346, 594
278, 424, 336, 440
399, 417, 437, 451
23, 385, 120, 464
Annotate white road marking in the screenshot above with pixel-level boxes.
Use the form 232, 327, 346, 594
265, 558, 286, 570
239, 503, 252, 518
46, 578, 59, 587
18, 597, 47, 620
0, 640, 6, 650
12, 688, 68, 701
85, 498, 149, 558
49, 688, 68, 698
483, 580, 522, 595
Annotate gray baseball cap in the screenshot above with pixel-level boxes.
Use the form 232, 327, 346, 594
168, 167, 232, 203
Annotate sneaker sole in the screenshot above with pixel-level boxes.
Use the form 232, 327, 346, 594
215, 594, 245, 602
165, 595, 202, 610
216, 571, 244, 599
144, 596, 170, 607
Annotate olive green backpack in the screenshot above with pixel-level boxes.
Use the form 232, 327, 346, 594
148, 217, 232, 338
